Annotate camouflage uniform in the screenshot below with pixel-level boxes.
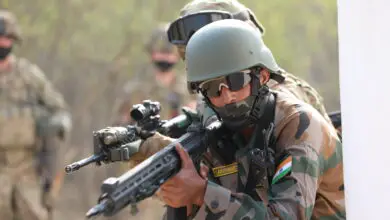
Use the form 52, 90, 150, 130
268, 71, 332, 124
141, 18, 344, 219
0, 11, 71, 220
184, 19, 344, 220
176, 0, 333, 125
195, 91, 344, 220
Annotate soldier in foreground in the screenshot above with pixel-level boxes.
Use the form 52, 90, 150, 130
167, 0, 334, 127
127, 0, 342, 177
151, 19, 345, 219
0, 10, 71, 220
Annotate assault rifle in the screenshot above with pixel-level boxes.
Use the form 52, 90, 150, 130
65, 100, 197, 173
85, 119, 223, 218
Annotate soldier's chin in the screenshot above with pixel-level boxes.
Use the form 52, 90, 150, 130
221, 114, 252, 131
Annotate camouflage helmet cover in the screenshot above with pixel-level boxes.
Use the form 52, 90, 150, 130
0, 9, 22, 43
186, 19, 280, 83
145, 23, 177, 54
180, 0, 265, 35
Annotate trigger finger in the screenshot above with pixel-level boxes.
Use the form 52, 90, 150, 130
200, 164, 209, 178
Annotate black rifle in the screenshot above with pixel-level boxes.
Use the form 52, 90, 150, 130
84, 120, 223, 218
65, 100, 197, 173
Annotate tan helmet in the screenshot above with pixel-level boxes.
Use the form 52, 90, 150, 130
0, 10, 22, 43
180, 0, 265, 34
145, 23, 177, 54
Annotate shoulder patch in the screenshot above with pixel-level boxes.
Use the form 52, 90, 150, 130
272, 155, 292, 184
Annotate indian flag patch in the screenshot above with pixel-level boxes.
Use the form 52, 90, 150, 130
272, 156, 292, 184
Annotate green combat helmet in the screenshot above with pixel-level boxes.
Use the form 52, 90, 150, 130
0, 10, 22, 43
186, 20, 279, 83
186, 19, 280, 129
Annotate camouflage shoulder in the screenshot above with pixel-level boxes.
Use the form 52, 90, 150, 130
280, 72, 329, 117
13, 56, 48, 83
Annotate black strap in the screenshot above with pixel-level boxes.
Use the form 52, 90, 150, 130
166, 206, 187, 220
244, 92, 277, 200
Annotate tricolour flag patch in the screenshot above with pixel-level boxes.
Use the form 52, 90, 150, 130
272, 155, 292, 184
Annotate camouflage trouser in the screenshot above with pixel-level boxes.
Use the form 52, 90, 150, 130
0, 151, 48, 220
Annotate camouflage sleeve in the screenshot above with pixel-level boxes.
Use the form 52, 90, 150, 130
27, 63, 68, 112
26, 61, 72, 134
193, 109, 340, 220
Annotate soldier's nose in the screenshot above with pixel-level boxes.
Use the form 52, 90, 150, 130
220, 87, 236, 104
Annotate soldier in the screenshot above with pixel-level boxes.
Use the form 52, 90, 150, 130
147, 19, 345, 219
114, 23, 197, 126
167, 0, 333, 127
0, 10, 71, 220
114, 23, 198, 219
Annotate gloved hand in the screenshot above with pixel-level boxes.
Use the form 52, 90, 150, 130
49, 111, 72, 140
128, 132, 176, 169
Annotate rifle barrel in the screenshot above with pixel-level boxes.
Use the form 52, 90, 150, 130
65, 154, 105, 173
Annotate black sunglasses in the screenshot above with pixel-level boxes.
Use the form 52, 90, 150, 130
188, 70, 253, 97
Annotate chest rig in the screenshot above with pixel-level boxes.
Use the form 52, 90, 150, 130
207, 91, 277, 205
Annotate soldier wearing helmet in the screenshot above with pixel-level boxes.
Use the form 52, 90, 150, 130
0, 9, 71, 220
146, 19, 345, 219
114, 23, 197, 126
167, 0, 334, 128
123, 0, 341, 196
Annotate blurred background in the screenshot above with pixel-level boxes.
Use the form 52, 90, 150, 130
2, 0, 339, 219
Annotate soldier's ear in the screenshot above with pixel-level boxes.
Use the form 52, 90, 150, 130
259, 69, 270, 85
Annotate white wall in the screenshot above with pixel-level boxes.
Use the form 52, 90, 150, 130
338, 0, 390, 219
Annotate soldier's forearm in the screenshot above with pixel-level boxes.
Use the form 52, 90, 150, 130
192, 181, 294, 220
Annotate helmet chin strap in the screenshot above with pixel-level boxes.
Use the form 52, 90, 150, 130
201, 72, 273, 130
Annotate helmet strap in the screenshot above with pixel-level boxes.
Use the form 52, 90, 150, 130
200, 71, 274, 129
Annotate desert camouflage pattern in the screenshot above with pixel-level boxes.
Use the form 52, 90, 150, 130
0, 55, 69, 220
114, 65, 195, 126
0, 10, 22, 42
193, 91, 344, 220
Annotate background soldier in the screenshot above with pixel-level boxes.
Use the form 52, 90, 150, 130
113, 23, 197, 219
0, 10, 71, 220
114, 23, 197, 126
